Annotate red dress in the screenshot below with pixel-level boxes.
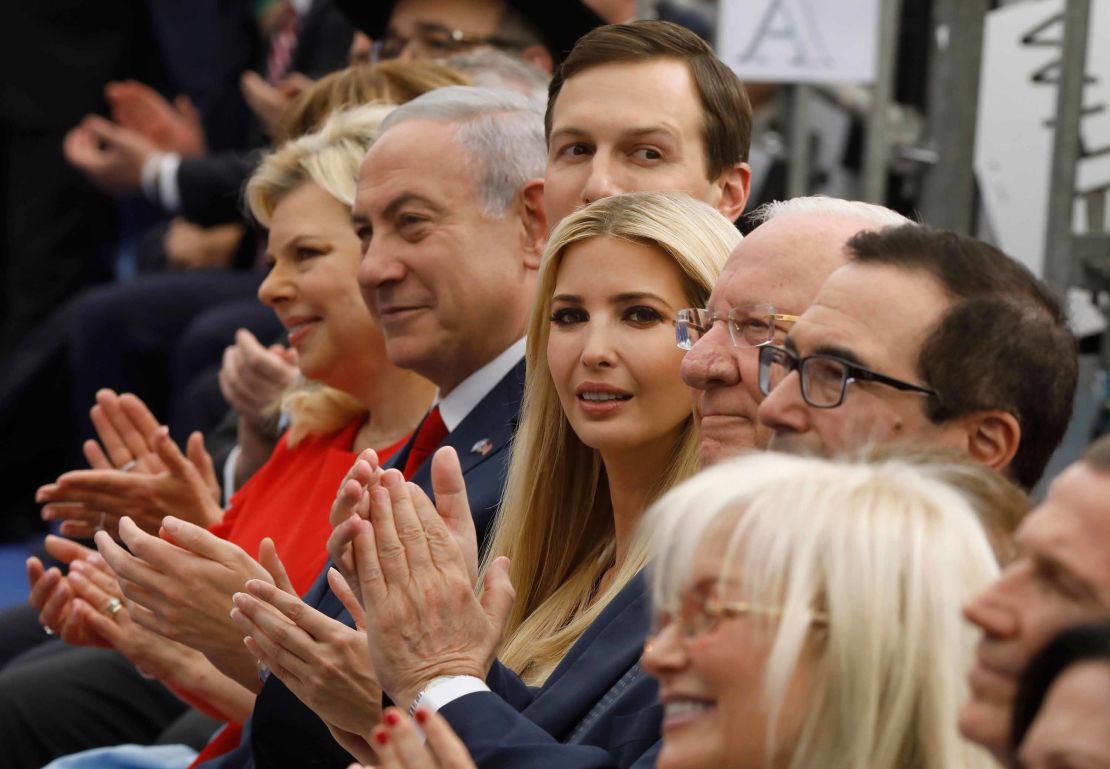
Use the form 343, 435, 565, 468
187, 420, 408, 767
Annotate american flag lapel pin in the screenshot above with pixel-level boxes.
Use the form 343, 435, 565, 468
471, 438, 493, 457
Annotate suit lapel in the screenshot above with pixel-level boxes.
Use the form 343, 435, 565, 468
521, 573, 651, 735
408, 360, 525, 489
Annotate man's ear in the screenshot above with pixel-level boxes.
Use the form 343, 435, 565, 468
519, 44, 554, 75
517, 178, 548, 270
953, 410, 1022, 475
714, 162, 751, 223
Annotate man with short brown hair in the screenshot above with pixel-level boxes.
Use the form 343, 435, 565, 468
757, 225, 1077, 491
543, 20, 752, 225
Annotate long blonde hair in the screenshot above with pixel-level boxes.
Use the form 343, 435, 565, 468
489, 191, 741, 684
646, 452, 1000, 769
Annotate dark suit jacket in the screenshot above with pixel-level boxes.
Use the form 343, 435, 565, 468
203, 359, 526, 769
177, 0, 355, 226
441, 572, 662, 769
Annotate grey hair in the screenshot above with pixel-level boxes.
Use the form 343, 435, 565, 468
378, 86, 546, 217
748, 195, 914, 229
443, 49, 550, 104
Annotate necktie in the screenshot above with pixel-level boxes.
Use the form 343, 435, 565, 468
266, 5, 301, 84
402, 406, 449, 479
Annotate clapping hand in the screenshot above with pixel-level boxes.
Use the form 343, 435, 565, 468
351, 461, 514, 711
348, 707, 478, 769
94, 516, 282, 688
229, 568, 382, 736
40, 427, 223, 538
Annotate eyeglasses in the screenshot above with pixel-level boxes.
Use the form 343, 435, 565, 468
757, 345, 939, 409
650, 589, 828, 644
674, 305, 799, 351
372, 21, 531, 62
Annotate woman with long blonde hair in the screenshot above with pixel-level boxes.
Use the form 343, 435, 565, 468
335, 191, 740, 769
489, 190, 741, 684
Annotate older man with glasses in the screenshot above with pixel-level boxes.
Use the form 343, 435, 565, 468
677, 197, 911, 467
756, 223, 1078, 492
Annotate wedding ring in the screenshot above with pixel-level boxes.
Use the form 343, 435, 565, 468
43, 625, 55, 636
104, 597, 124, 616
119, 460, 138, 472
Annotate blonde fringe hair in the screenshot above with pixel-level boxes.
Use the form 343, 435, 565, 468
488, 191, 741, 684
245, 104, 394, 445
647, 452, 1001, 769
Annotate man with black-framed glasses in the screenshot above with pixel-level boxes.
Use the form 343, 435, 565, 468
678, 197, 912, 466
756, 224, 1078, 492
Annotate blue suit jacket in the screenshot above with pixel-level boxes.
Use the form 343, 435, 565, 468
441, 572, 661, 769
204, 360, 526, 769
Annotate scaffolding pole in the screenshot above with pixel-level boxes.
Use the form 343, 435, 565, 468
787, 85, 813, 198
918, 0, 989, 233
861, 0, 904, 203
1044, 0, 1091, 293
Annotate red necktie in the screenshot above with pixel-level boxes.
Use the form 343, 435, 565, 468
402, 407, 449, 479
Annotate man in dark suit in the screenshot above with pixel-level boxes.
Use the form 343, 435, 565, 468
88, 86, 548, 769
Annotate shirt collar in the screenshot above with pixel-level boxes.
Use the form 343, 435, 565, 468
436, 337, 526, 432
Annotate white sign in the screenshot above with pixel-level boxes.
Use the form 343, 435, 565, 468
974, 0, 1110, 336
717, 0, 880, 84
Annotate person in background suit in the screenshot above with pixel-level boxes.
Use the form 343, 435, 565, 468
640, 451, 1001, 769
92, 86, 548, 769
314, 191, 737, 769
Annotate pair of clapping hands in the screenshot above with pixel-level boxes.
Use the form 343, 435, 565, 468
229, 446, 516, 761
35, 385, 513, 765
28, 387, 222, 644
97, 442, 514, 764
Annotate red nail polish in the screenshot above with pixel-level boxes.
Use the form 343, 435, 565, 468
374, 727, 389, 746
384, 710, 400, 727
414, 709, 428, 725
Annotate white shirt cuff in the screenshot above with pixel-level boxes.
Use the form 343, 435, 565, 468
418, 675, 490, 713
157, 153, 182, 212
140, 153, 163, 201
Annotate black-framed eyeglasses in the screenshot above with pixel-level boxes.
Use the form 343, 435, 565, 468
757, 345, 939, 409
372, 21, 531, 62
674, 305, 799, 351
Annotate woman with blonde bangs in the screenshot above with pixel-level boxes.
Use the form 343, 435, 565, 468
487, 190, 741, 685
244, 103, 436, 470
641, 451, 1001, 769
